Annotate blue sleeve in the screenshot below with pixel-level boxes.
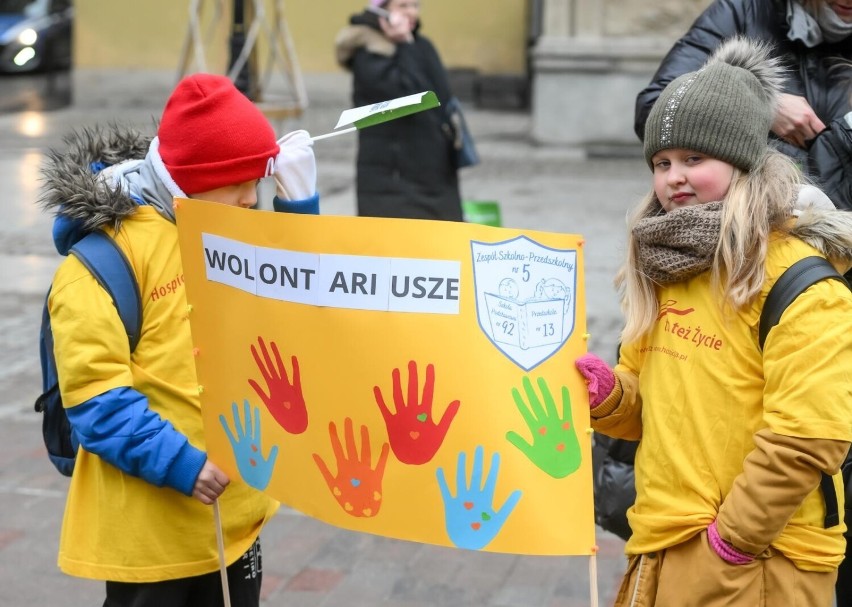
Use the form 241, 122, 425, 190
65, 386, 207, 496
273, 193, 319, 215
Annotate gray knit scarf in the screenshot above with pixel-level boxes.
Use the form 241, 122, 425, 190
633, 201, 723, 285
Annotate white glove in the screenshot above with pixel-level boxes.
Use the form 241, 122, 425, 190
274, 130, 316, 201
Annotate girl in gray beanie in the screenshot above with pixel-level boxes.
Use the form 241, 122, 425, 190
574, 37, 852, 606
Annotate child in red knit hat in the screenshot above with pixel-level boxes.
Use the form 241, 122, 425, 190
40, 73, 317, 606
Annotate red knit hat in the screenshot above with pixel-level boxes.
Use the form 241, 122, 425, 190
157, 74, 279, 194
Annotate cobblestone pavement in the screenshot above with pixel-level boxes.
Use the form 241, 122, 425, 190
0, 69, 650, 607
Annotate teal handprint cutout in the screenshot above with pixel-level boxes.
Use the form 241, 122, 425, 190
506, 376, 581, 479
436, 446, 521, 550
220, 400, 279, 491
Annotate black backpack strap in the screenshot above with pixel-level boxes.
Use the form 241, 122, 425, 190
758, 255, 849, 528
821, 473, 841, 528
70, 230, 142, 352
759, 256, 848, 349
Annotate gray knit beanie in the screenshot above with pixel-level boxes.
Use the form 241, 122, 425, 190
644, 37, 785, 172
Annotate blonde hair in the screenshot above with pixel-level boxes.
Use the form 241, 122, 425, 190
617, 150, 802, 343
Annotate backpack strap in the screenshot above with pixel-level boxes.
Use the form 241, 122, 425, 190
758, 255, 849, 528
70, 230, 142, 352
759, 256, 848, 350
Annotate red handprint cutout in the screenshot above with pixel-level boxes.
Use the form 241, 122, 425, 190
248, 336, 308, 434
373, 361, 461, 465
313, 418, 390, 518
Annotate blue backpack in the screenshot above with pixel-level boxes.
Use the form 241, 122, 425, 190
34, 230, 142, 476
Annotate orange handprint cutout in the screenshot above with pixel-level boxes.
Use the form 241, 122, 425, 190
313, 418, 390, 518
248, 336, 308, 434
373, 361, 461, 465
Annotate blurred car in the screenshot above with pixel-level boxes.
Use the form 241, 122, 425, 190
0, 0, 72, 73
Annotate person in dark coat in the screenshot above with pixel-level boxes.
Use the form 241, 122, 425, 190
634, 0, 852, 211
591, 434, 637, 541
335, 0, 463, 221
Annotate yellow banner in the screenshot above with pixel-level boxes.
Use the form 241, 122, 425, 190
175, 198, 595, 556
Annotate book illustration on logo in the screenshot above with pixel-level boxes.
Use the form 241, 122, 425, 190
485, 277, 571, 351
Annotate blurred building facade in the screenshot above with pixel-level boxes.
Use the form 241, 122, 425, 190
71, 0, 711, 151
531, 0, 711, 153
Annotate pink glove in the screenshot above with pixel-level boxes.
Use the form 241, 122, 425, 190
274, 130, 316, 201
575, 353, 616, 408
707, 520, 754, 565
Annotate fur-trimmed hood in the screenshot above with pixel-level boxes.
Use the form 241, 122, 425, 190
791, 208, 852, 273
334, 10, 420, 68
40, 124, 152, 254
336, 24, 395, 67
40, 124, 151, 233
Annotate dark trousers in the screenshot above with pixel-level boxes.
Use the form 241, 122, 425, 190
103, 539, 262, 607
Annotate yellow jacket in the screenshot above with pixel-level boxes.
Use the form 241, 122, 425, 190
50, 207, 278, 582
592, 235, 852, 571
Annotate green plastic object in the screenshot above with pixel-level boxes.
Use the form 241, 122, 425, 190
462, 200, 502, 227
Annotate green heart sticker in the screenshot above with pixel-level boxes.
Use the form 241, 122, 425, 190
416, 413, 428, 422
481, 512, 491, 522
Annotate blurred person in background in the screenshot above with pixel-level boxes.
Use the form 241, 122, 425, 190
335, 0, 463, 221
634, 0, 852, 213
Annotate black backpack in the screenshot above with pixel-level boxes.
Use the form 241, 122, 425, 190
593, 256, 851, 539
758, 255, 851, 530
34, 230, 142, 476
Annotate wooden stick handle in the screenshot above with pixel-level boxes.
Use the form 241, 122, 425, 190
213, 500, 232, 607
589, 552, 599, 607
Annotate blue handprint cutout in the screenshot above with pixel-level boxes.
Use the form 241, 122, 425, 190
436, 446, 522, 550
220, 400, 279, 491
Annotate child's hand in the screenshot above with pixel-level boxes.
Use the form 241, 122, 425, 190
274, 130, 316, 201
575, 353, 616, 408
192, 459, 230, 505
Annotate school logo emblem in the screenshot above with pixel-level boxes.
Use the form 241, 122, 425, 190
471, 236, 577, 371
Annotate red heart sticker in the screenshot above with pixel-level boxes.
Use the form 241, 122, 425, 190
463, 501, 474, 510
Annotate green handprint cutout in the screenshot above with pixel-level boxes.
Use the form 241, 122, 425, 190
506, 376, 581, 479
